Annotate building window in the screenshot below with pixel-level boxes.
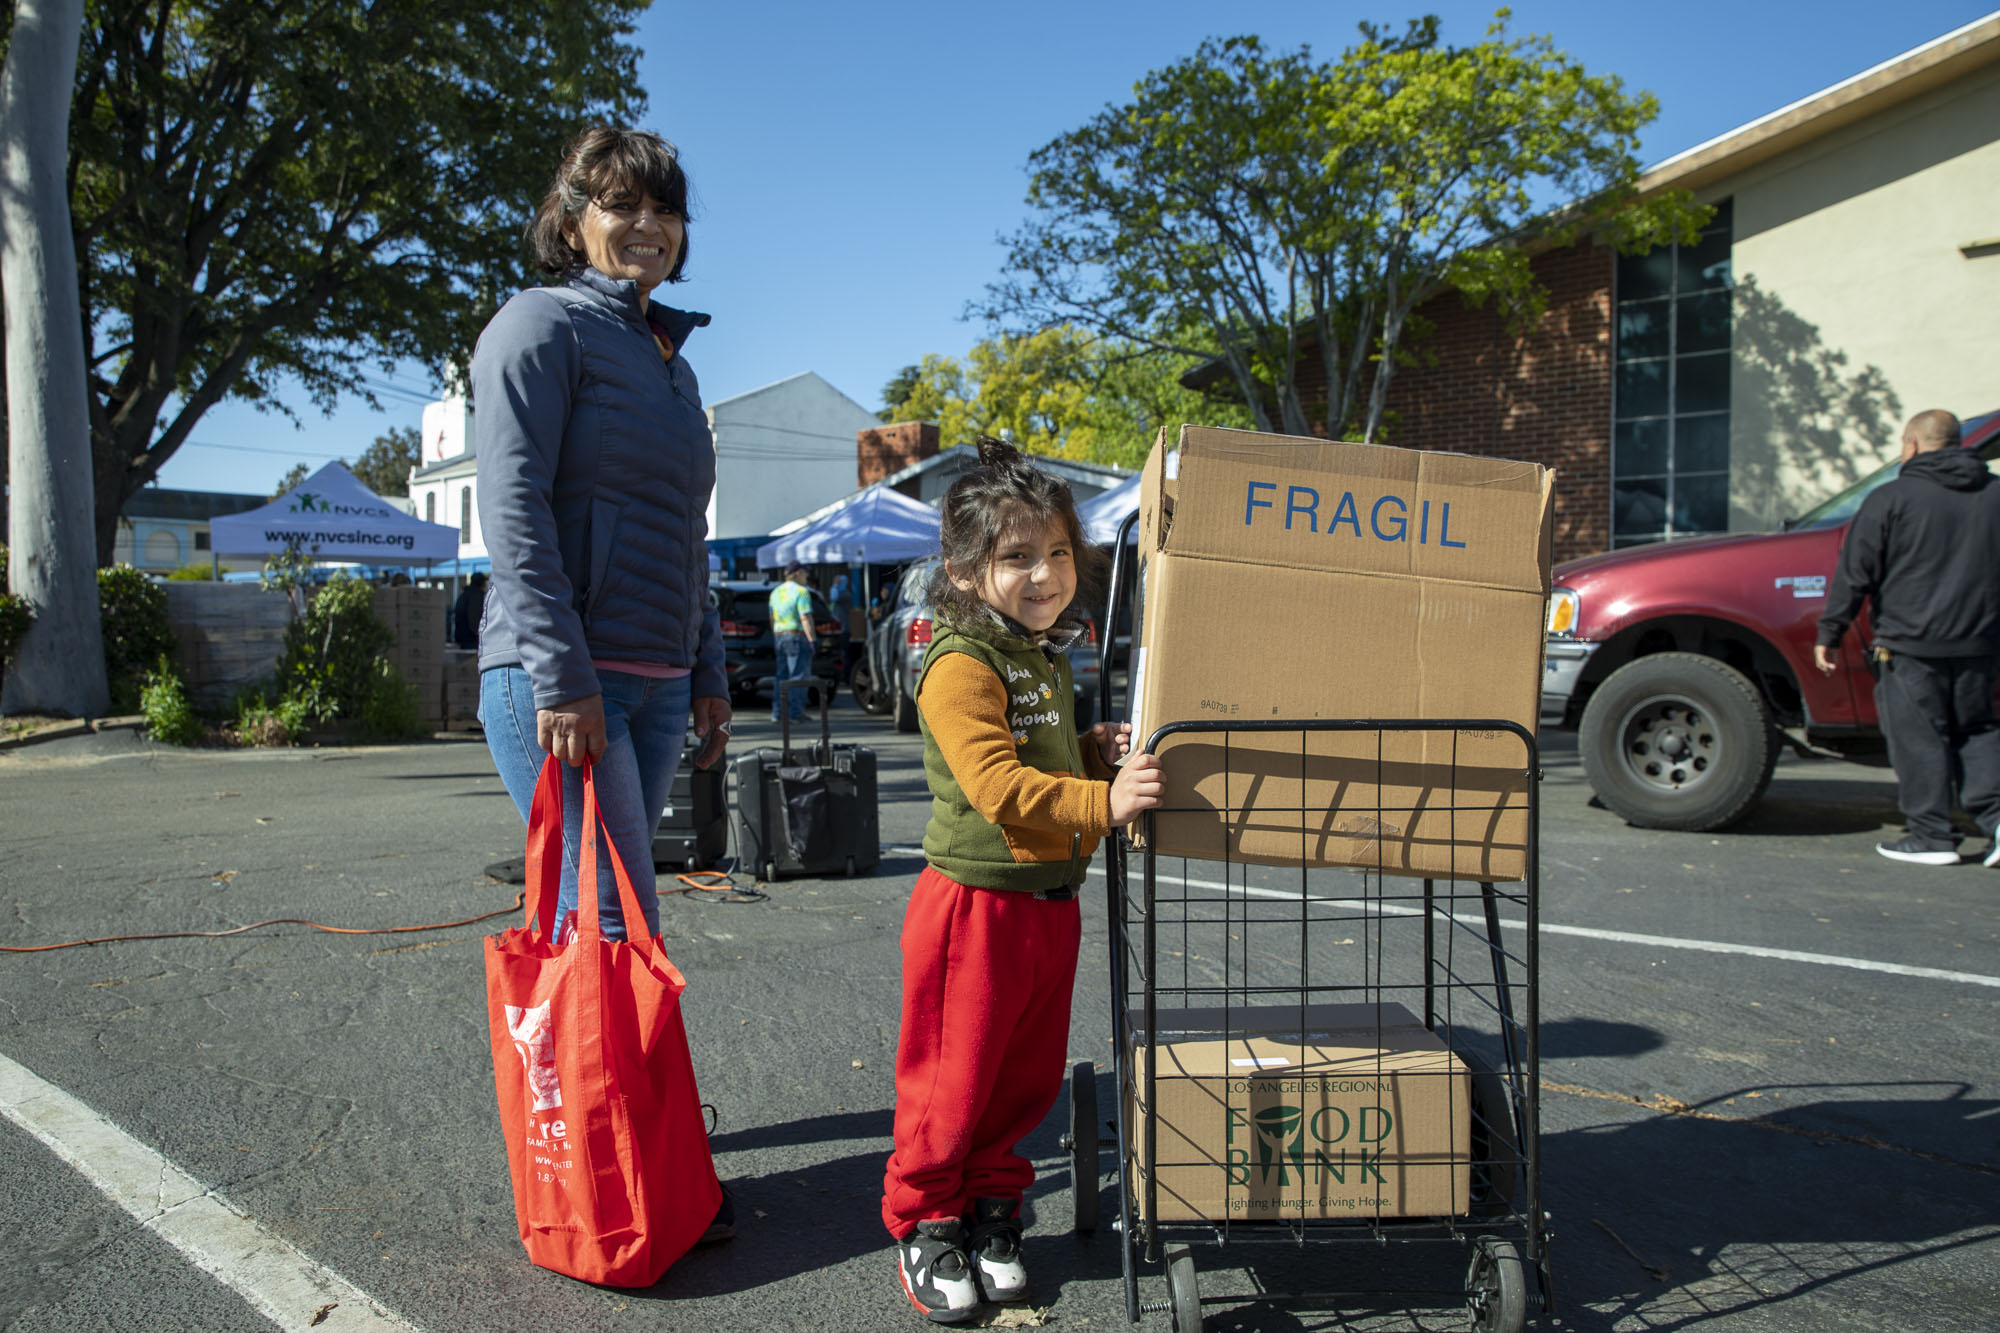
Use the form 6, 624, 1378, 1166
459, 486, 473, 544
425, 491, 437, 524
143, 529, 182, 567
1612, 198, 1732, 546
194, 530, 210, 552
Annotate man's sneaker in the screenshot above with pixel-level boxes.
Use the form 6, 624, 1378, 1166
697, 1185, 735, 1245
1979, 838, 2000, 869
1875, 835, 1960, 866
968, 1196, 1029, 1303
896, 1218, 980, 1323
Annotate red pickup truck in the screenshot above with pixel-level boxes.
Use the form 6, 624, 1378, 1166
1543, 410, 2000, 831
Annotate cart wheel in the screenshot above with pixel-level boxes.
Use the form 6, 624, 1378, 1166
1165, 1243, 1202, 1333
1064, 1061, 1098, 1233
762, 859, 777, 884
1466, 1236, 1526, 1333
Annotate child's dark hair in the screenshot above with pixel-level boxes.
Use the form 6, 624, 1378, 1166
926, 437, 1108, 635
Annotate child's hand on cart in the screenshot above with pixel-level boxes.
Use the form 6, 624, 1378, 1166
1087, 720, 1132, 767
1108, 750, 1164, 827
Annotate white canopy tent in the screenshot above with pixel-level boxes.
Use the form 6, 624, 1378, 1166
756, 485, 940, 568
209, 461, 458, 564
1078, 472, 1142, 545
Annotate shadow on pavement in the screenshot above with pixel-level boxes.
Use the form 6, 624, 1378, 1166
1539, 1017, 1666, 1061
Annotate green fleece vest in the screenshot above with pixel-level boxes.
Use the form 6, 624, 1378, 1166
919, 624, 1089, 892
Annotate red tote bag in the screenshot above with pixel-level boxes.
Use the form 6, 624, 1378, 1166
484, 756, 722, 1286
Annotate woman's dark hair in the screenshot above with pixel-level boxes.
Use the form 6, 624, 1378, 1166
926, 437, 1108, 635
530, 126, 691, 280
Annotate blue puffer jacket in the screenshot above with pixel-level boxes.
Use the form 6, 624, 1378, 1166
472, 267, 726, 708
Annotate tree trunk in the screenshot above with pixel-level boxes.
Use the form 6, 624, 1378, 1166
1, 0, 107, 717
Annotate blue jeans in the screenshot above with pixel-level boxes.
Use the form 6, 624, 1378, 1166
773, 632, 812, 722
481, 666, 691, 940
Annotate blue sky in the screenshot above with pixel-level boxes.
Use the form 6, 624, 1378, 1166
157, 0, 1996, 496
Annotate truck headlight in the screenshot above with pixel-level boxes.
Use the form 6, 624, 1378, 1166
1546, 587, 1581, 637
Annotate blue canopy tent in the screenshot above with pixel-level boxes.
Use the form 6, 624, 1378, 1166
756, 485, 940, 568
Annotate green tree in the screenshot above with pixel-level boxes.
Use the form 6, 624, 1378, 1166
876, 363, 922, 423
979, 15, 1706, 443
881, 326, 1249, 467
349, 425, 421, 499
270, 461, 311, 499
40, 0, 648, 567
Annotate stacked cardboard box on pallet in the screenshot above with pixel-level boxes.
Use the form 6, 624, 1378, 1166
443, 649, 480, 730
372, 586, 447, 729
162, 583, 291, 710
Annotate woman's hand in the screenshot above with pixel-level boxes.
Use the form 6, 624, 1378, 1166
691, 694, 733, 769
1088, 721, 1132, 767
537, 695, 607, 767
1107, 752, 1165, 828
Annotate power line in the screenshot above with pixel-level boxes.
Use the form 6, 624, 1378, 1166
182, 439, 351, 460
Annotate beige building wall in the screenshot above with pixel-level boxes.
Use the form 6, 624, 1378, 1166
1726, 62, 2000, 528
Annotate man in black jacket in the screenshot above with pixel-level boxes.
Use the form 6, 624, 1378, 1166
1816, 409, 2000, 867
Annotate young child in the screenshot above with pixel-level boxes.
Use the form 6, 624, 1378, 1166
881, 438, 1165, 1323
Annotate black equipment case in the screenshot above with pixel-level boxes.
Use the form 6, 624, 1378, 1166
732, 680, 880, 881
652, 735, 728, 872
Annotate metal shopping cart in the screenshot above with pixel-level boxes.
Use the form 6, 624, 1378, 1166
1070, 518, 1553, 1332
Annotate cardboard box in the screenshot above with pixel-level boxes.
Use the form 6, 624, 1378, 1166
1126, 1003, 1469, 1222
1128, 426, 1551, 880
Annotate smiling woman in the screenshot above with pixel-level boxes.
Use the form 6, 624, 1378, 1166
468, 124, 736, 1259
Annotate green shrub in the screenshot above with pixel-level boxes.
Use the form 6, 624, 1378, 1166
273, 574, 393, 726
98, 564, 177, 712
167, 563, 217, 581
139, 656, 204, 745
0, 544, 34, 670
233, 689, 311, 747
356, 658, 429, 741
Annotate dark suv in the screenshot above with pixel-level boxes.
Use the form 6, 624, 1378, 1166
712, 580, 847, 707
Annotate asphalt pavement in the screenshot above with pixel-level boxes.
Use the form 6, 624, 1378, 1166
0, 708, 1995, 1332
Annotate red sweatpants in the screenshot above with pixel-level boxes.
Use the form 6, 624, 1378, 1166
880, 866, 1082, 1238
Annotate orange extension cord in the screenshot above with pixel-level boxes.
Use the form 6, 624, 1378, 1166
0, 870, 764, 954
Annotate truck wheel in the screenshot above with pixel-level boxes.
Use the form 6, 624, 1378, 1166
892, 680, 920, 734
1579, 651, 1777, 831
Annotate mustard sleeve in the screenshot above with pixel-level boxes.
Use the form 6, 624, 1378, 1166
919, 652, 1112, 837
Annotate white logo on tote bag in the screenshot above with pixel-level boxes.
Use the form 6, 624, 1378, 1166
504, 1001, 565, 1111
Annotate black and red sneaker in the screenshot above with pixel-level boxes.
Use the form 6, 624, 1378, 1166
895, 1218, 981, 1323
968, 1196, 1029, 1303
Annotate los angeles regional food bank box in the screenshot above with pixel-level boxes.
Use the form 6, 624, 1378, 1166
1125, 1003, 1471, 1222
1128, 426, 1553, 880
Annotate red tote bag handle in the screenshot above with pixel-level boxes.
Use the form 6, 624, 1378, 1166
524, 755, 653, 945
524, 759, 565, 942
575, 759, 654, 943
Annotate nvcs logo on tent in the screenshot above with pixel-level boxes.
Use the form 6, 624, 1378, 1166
287, 491, 328, 514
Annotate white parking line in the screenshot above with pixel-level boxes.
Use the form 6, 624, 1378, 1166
0, 1053, 419, 1332
1041, 859, 2000, 992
